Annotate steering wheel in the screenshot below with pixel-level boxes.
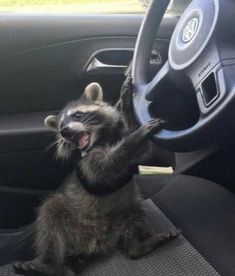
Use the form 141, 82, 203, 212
132, 0, 235, 152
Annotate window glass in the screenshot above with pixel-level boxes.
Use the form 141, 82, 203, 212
0, 0, 149, 13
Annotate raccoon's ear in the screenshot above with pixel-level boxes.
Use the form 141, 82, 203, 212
83, 82, 103, 101
44, 115, 58, 132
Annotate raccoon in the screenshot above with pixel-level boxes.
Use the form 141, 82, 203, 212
14, 82, 178, 276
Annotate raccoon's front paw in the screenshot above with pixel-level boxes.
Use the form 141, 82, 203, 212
138, 118, 165, 138
13, 261, 56, 276
120, 76, 133, 111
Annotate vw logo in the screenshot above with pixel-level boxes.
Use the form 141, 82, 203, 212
182, 17, 199, 43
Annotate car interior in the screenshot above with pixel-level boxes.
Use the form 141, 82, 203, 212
0, 0, 235, 275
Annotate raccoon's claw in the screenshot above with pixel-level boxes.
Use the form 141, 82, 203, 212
13, 261, 39, 275
167, 229, 181, 239
154, 229, 181, 245
13, 261, 56, 276
147, 118, 166, 129
140, 118, 165, 137
13, 262, 30, 274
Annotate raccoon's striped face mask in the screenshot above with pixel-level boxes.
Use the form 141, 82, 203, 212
58, 110, 92, 151
44, 83, 120, 157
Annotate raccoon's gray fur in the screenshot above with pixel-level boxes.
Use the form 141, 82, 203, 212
14, 81, 178, 276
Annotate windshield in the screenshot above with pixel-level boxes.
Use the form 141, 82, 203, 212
0, 0, 149, 13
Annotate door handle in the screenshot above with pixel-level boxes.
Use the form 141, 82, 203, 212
86, 57, 128, 75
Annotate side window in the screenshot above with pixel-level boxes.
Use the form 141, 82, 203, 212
0, 0, 148, 13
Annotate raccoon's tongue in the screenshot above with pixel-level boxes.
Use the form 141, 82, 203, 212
77, 132, 90, 150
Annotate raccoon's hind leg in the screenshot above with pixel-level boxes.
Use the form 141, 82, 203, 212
14, 193, 83, 276
126, 231, 179, 259
121, 211, 180, 259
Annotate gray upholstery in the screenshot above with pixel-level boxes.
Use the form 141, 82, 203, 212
0, 199, 219, 276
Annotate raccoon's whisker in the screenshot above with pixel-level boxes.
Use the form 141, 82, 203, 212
46, 138, 63, 151
55, 140, 64, 160
80, 113, 91, 122
91, 124, 108, 129
74, 125, 85, 131
81, 114, 96, 124
85, 120, 99, 126
79, 113, 91, 123
57, 140, 66, 162
46, 142, 57, 151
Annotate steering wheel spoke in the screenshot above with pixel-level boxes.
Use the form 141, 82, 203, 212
145, 61, 171, 101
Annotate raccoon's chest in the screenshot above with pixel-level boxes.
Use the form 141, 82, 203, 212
66, 175, 137, 214
65, 176, 139, 254
68, 184, 131, 254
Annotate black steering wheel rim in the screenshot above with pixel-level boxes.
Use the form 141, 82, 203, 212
132, 0, 235, 152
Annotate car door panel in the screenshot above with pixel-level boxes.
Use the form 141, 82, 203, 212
0, 14, 176, 56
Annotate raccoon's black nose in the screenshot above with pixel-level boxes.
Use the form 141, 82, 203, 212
60, 127, 72, 138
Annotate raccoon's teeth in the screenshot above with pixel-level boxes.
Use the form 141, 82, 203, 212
78, 132, 90, 150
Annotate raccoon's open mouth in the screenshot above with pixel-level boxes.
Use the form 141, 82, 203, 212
71, 132, 90, 150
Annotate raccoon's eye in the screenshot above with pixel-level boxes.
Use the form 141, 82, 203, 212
73, 112, 83, 120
